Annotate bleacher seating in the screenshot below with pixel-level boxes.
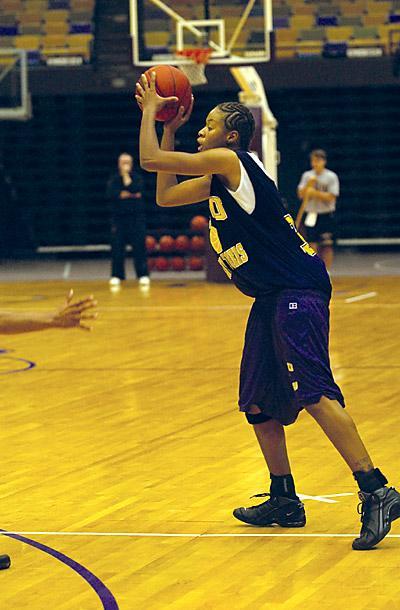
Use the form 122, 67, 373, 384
0, 0, 95, 64
272, 0, 400, 59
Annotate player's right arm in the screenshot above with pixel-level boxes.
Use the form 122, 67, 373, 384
297, 173, 317, 200
156, 106, 211, 206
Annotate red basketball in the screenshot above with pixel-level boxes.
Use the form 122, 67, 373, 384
190, 235, 205, 253
189, 256, 204, 271
190, 215, 208, 231
175, 235, 190, 253
155, 256, 170, 271
141, 65, 192, 122
146, 235, 157, 253
159, 235, 175, 253
147, 257, 156, 271
171, 256, 186, 271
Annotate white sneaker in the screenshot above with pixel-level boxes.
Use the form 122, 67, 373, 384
138, 276, 150, 286
109, 277, 121, 286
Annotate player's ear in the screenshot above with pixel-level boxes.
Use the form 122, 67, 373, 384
226, 130, 240, 146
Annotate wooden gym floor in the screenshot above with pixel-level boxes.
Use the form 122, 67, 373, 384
0, 273, 399, 609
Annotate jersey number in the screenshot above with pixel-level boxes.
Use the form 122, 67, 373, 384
209, 196, 228, 221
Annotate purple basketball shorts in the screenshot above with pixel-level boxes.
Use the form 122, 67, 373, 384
239, 289, 345, 425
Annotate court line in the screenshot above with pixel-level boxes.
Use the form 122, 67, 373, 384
345, 291, 377, 303
1, 529, 119, 609
2, 530, 400, 539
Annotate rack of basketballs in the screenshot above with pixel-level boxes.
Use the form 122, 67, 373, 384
146, 215, 208, 272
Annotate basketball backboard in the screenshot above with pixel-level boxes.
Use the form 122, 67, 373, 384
0, 49, 31, 121
130, 0, 272, 67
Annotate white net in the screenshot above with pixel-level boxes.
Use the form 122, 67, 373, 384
176, 49, 212, 86
178, 62, 208, 86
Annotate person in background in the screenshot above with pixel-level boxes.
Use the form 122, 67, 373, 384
107, 153, 150, 288
297, 150, 339, 270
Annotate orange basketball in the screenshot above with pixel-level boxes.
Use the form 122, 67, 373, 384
159, 234, 175, 253
141, 65, 192, 122
190, 215, 208, 231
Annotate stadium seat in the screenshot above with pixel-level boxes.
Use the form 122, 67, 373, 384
43, 10, 70, 23
298, 27, 326, 41
364, 14, 388, 26
41, 33, 68, 48
0, 36, 15, 47
338, 16, 364, 26
15, 35, 41, 51
326, 26, 354, 42
44, 21, 69, 35
366, 1, 391, 15
290, 15, 316, 29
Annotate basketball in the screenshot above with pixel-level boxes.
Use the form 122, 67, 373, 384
145, 235, 157, 253
159, 235, 175, 253
155, 256, 170, 271
175, 235, 190, 253
190, 235, 205, 253
189, 256, 204, 271
171, 256, 186, 271
142, 65, 192, 122
190, 215, 208, 232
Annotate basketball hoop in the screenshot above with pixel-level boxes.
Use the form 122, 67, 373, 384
176, 48, 212, 86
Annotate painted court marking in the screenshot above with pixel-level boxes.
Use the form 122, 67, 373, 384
298, 493, 354, 504
1, 529, 119, 610
345, 291, 377, 303
2, 530, 400, 539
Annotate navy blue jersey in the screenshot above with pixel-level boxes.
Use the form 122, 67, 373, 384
209, 151, 332, 299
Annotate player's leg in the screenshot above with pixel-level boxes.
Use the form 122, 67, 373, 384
233, 299, 305, 527
306, 396, 400, 550
233, 406, 306, 527
130, 213, 149, 281
316, 213, 335, 270
305, 397, 373, 472
110, 215, 126, 281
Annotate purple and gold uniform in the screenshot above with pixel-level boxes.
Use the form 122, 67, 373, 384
209, 151, 344, 425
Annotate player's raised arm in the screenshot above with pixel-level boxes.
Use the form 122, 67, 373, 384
136, 71, 238, 180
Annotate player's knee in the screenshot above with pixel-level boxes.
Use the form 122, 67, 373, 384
245, 408, 272, 425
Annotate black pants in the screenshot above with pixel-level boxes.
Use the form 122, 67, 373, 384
111, 213, 148, 279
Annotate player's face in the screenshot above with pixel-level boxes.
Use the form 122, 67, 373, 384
119, 155, 133, 173
310, 155, 326, 173
197, 108, 230, 151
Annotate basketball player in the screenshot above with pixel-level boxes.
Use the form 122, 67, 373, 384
135, 72, 400, 550
297, 149, 339, 270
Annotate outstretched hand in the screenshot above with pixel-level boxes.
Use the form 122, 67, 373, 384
135, 71, 178, 114
53, 290, 98, 331
164, 95, 194, 133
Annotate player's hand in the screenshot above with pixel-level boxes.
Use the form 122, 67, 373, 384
164, 95, 194, 133
119, 190, 133, 199
135, 71, 178, 113
52, 290, 98, 331
305, 186, 318, 197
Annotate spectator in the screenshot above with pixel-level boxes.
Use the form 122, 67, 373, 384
106, 153, 150, 287
297, 149, 339, 270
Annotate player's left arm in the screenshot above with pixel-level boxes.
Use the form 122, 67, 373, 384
154, 109, 211, 206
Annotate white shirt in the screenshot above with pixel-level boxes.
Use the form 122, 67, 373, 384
297, 168, 340, 214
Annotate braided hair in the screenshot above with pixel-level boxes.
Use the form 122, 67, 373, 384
216, 102, 255, 150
